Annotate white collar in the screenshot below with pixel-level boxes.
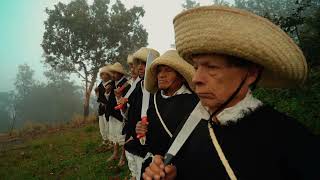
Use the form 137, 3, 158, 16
115, 76, 125, 87
214, 91, 263, 125
102, 80, 111, 86
160, 85, 192, 99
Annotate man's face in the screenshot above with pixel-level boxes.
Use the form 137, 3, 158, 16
192, 54, 258, 112
112, 72, 123, 81
100, 72, 110, 82
157, 65, 183, 91
136, 59, 146, 78
129, 63, 138, 79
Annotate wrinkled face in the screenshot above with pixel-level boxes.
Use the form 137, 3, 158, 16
129, 63, 138, 79
136, 59, 146, 78
192, 54, 259, 112
156, 65, 184, 91
112, 71, 123, 81
100, 72, 110, 82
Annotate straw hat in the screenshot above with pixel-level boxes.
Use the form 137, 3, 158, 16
127, 54, 134, 65
133, 47, 160, 64
145, 50, 195, 93
173, 6, 307, 88
99, 65, 112, 76
109, 62, 126, 75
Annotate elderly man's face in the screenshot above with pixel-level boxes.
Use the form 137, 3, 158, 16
129, 63, 138, 79
136, 60, 146, 78
192, 54, 258, 112
157, 65, 183, 92
112, 72, 123, 81
100, 72, 110, 82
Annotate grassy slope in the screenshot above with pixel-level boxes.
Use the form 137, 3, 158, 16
0, 124, 130, 180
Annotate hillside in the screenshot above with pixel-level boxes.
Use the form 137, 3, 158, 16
0, 123, 130, 179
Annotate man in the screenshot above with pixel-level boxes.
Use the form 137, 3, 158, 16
107, 62, 130, 166
122, 53, 140, 180
127, 54, 139, 85
121, 47, 160, 180
136, 50, 199, 178
95, 65, 112, 147
143, 6, 319, 180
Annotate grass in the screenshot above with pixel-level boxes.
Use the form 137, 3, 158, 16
0, 123, 130, 180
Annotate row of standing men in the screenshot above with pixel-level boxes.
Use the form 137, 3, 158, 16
95, 5, 319, 180
96, 47, 199, 180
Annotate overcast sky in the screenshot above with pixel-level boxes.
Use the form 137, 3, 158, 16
0, 0, 233, 92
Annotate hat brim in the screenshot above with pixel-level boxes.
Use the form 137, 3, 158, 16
145, 54, 195, 93
133, 47, 160, 64
174, 6, 307, 88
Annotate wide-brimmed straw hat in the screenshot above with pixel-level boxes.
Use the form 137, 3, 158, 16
109, 62, 126, 75
173, 6, 307, 88
127, 54, 134, 65
145, 50, 195, 93
133, 47, 160, 64
99, 65, 112, 76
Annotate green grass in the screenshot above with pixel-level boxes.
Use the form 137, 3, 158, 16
0, 124, 130, 180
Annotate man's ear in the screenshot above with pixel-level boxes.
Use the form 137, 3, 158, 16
246, 65, 263, 86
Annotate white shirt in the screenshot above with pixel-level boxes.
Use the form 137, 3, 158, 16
102, 80, 111, 87
115, 76, 126, 87
103, 80, 112, 100
160, 84, 192, 99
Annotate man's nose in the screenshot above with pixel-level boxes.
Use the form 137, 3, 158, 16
192, 67, 205, 85
158, 71, 165, 78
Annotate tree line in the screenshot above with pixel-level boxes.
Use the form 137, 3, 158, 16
0, 64, 84, 133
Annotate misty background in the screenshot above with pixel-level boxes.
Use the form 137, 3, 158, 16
0, 0, 319, 134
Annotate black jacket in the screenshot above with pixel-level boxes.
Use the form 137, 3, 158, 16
146, 91, 199, 156
140, 91, 199, 179
173, 105, 319, 180
123, 79, 149, 157
106, 77, 130, 122
97, 81, 112, 116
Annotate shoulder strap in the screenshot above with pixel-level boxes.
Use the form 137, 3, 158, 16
154, 91, 173, 138
208, 122, 237, 180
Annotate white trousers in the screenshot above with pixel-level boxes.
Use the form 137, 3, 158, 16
98, 115, 109, 141
108, 116, 125, 145
125, 151, 144, 179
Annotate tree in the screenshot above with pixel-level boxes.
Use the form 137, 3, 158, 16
212, 0, 230, 6
11, 65, 84, 126
0, 92, 11, 133
42, 0, 148, 117
14, 63, 35, 100
14, 64, 36, 120
182, 0, 200, 10
234, 0, 319, 65
299, 4, 320, 66
234, 0, 313, 42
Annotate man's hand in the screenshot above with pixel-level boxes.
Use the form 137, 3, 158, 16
136, 120, 148, 135
94, 87, 99, 96
104, 84, 112, 94
142, 155, 177, 180
114, 87, 122, 99
118, 97, 128, 105
94, 87, 99, 92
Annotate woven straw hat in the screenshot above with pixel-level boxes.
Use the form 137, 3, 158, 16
109, 62, 126, 75
127, 54, 134, 65
133, 47, 160, 64
99, 65, 112, 76
173, 6, 307, 88
145, 50, 195, 93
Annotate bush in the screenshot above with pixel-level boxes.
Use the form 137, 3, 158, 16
70, 114, 97, 128
254, 68, 320, 134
